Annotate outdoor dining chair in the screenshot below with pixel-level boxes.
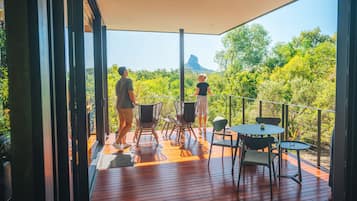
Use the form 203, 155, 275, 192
208, 117, 239, 175
134, 102, 163, 146
161, 115, 176, 139
256, 117, 281, 126
169, 101, 197, 141
237, 136, 276, 199
256, 117, 282, 153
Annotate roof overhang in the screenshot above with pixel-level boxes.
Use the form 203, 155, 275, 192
96, 0, 295, 35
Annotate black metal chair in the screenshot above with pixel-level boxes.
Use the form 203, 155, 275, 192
256, 117, 281, 126
238, 136, 276, 199
169, 101, 197, 141
161, 115, 175, 139
256, 117, 282, 152
208, 117, 239, 174
134, 102, 162, 146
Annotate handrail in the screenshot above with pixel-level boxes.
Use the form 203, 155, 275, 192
226, 95, 335, 113
139, 94, 334, 169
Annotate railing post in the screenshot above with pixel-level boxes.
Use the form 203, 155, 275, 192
285, 104, 289, 141
281, 104, 285, 140
317, 109, 322, 168
242, 97, 245, 124
259, 100, 262, 117
229, 95, 232, 127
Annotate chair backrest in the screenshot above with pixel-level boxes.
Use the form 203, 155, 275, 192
138, 103, 162, 123
174, 101, 196, 123
174, 101, 184, 115
212, 117, 228, 132
242, 136, 275, 150
139, 104, 154, 123
256, 117, 281, 126
183, 102, 196, 123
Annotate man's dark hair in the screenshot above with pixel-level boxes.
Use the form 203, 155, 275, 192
118, 66, 127, 76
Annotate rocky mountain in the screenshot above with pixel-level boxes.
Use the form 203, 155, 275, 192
184, 54, 214, 73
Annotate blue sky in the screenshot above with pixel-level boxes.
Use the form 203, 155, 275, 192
85, 0, 337, 71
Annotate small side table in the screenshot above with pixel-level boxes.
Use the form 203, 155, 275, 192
278, 141, 311, 184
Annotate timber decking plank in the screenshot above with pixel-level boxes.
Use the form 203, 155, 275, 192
92, 133, 330, 201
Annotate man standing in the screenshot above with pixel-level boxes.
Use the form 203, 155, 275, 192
113, 66, 136, 150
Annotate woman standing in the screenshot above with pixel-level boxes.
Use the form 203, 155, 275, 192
194, 74, 212, 134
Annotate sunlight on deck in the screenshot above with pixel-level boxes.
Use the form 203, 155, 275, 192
102, 129, 236, 167
99, 128, 329, 184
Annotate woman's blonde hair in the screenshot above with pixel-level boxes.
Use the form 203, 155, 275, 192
198, 73, 207, 81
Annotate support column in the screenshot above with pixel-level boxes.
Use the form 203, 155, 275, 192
93, 15, 104, 144
335, 0, 357, 200
102, 26, 109, 136
179, 29, 184, 101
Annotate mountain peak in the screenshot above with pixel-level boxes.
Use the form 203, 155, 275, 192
185, 54, 213, 73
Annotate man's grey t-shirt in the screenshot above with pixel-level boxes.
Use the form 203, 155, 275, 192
116, 77, 134, 109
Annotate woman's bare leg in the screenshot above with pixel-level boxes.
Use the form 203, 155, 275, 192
198, 115, 202, 133
203, 115, 207, 134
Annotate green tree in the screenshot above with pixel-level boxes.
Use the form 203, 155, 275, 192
291, 27, 333, 54
215, 24, 271, 71
265, 42, 295, 68
0, 28, 9, 132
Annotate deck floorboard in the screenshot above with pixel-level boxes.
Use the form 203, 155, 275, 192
92, 130, 331, 201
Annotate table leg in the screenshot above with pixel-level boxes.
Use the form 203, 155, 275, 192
297, 150, 302, 182
278, 148, 302, 184
278, 146, 281, 181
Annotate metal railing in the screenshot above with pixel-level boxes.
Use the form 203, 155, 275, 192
131, 94, 335, 169
224, 95, 334, 169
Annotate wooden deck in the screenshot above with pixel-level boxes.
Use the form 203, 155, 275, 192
91, 129, 331, 201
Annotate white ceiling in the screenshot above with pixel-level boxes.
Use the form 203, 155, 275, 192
96, 0, 295, 35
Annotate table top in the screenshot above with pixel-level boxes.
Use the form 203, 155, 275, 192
280, 141, 310, 150
230, 124, 284, 136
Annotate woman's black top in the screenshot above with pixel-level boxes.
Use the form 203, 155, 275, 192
197, 82, 209, 96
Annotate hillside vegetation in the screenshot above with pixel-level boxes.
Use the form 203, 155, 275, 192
102, 25, 336, 148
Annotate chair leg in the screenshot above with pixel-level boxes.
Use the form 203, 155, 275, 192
233, 147, 238, 166
237, 151, 245, 191
162, 122, 168, 138
165, 123, 171, 138
169, 125, 177, 139
272, 159, 277, 183
152, 128, 159, 144
231, 147, 234, 175
237, 163, 243, 191
243, 163, 246, 181
189, 126, 197, 139
178, 127, 183, 143
136, 129, 142, 147
208, 144, 213, 167
269, 165, 273, 199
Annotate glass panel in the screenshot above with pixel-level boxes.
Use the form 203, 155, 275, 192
83, 1, 98, 190
84, 29, 96, 167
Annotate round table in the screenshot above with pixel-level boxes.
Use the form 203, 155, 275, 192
230, 124, 284, 136
279, 141, 311, 184
231, 124, 285, 183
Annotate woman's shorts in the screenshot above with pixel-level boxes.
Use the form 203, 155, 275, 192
196, 95, 208, 116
